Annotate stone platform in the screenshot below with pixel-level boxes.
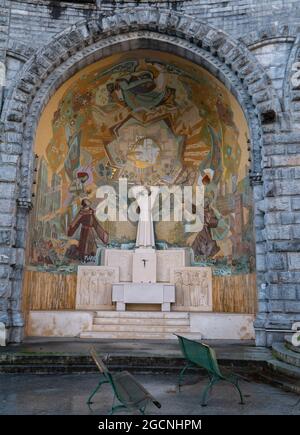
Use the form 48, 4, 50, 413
27, 310, 255, 340
64, 245, 222, 340
0, 337, 271, 374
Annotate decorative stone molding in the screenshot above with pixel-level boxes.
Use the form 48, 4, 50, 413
7, 41, 36, 63
240, 23, 297, 49
284, 34, 300, 128
2, 8, 280, 151
240, 23, 300, 133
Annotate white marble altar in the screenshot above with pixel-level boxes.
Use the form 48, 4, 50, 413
101, 247, 192, 282
75, 192, 212, 318
76, 266, 119, 309
112, 283, 175, 311
132, 248, 157, 283
77, 249, 212, 313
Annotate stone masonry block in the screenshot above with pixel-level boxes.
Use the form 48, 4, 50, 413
265, 197, 290, 212
292, 226, 300, 239
292, 198, 300, 210
268, 284, 297, 300
285, 301, 300, 313
267, 253, 287, 270
288, 253, 300, 270
266, 226, 291, 240
268, 301, 285, 312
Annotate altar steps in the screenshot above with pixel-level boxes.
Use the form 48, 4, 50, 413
80, 311, 192, 340
94, 311, 190, 318
91, 325, 191, 333
93, 319, 189, 326
80, 332, 187, 339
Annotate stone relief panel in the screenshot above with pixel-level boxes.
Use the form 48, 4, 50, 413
103, 249, 133, 282
171, 267, 212, 311
156, 249, 191, 282
76, 266, 119, 309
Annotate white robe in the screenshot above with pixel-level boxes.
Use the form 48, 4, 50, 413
133, 187, 158, 248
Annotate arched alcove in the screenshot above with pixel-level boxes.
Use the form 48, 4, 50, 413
1, 8, 282, 342
22, 49, 257, 337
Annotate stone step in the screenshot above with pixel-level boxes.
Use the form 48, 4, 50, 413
257, 371, 300, 395
80, 331, 203, 340
0, 347, 269, 375
80, 331, 181, 340
267, 358, 300, 380
285, 334, 300, 354
94, 311, 189, 319
0, 364, 99, 374
93, 317, 190, 326
272, 342, 300, 368
91, 324, 191, 333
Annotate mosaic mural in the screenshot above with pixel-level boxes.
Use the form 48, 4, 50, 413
29, 50, 255, 275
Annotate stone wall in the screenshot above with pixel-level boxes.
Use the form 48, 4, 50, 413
0, 1, 300, 345
6, 1, 300, 44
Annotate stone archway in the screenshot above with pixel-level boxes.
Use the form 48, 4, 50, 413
0, 7, 281, 342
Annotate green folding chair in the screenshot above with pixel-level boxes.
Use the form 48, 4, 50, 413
86, 348, 110, 406
175, 334, 245, 407
87, 347, 161, 415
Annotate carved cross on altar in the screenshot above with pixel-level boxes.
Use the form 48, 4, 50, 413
142, 259, 148, 268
